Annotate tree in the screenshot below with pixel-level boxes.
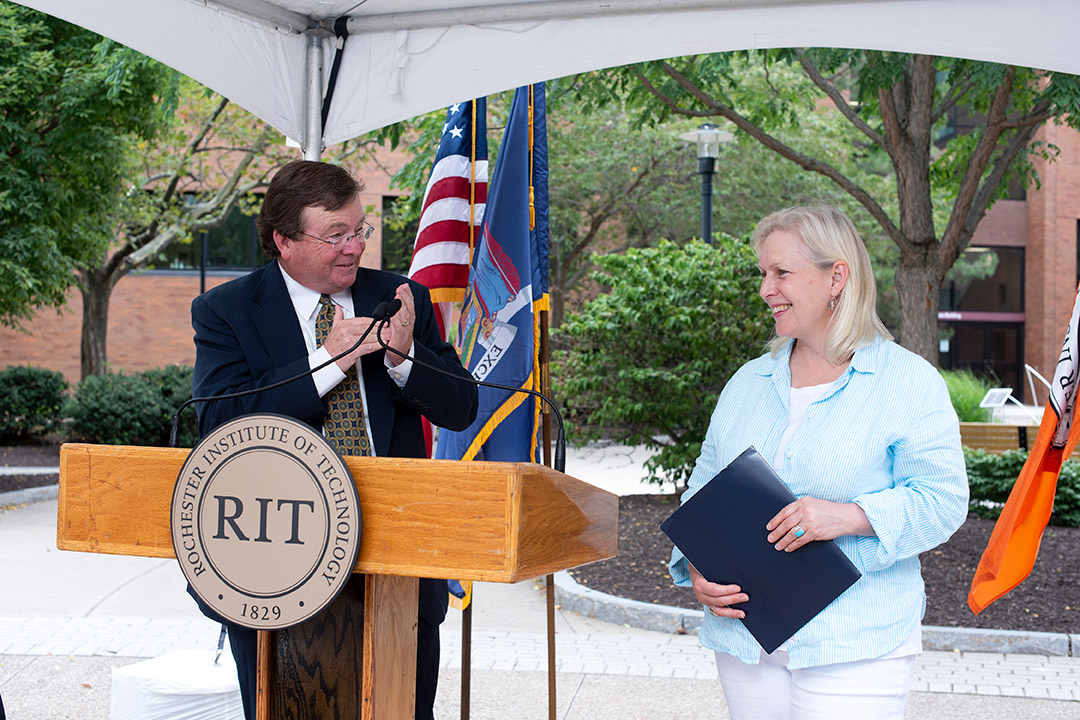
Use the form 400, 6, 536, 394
544, 90, 918, 328
75, 83, 274, 378
382, 75, 936, 333
379, 86, 702, 327
592, 50, 1080, 362
75, 79, 376, 378
0, 2, 176, 327
555, 236, 772, 490
545, 101, 700, 326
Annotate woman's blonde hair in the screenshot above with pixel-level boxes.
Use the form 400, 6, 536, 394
752, 205, 891, 364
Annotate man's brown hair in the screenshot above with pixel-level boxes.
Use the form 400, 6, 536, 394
257, 160, 364, 258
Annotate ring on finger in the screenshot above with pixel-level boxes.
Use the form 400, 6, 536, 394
401, 320, 411, 327
793, 525, 805, 538
709, 606, 721, 617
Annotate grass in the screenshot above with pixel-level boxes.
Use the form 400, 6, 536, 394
940, 368, 993, 423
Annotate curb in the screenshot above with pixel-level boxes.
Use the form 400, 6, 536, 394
0, 483, 59, 508
553, 570, 1078, 657
0, 466, 60, 476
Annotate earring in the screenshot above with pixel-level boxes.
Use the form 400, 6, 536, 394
829, 297, 836, 312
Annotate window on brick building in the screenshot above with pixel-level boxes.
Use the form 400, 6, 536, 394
941, 322, 1024, 396
940, 246, 1023, 313
147, 197, 267, 272
939, 245, 1025, 397
937, 105, 1025, 200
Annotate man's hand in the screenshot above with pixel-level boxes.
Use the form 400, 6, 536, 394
322, 304, 382, 371
380, 283, 416, 367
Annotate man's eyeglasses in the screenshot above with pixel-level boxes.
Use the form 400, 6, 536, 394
297, 222, 374, 246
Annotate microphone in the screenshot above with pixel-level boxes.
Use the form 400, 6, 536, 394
373, 316, 567, 473
380, 297, 402, 320
169, 300, 393, 447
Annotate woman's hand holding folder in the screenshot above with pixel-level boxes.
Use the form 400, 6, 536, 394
689, 563, 748, 619
765, 497, 876, 552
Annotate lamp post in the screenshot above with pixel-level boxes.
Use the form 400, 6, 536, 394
679, 123, 733, 243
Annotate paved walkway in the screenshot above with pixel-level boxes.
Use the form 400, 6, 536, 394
1, 441, 1078, 718
1, 580, 1078, 697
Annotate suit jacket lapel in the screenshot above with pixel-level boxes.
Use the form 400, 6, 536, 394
252, 261, 307, 369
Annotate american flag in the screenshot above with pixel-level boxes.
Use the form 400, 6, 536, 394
435, 82, 548, 465
408, 99, 488, 310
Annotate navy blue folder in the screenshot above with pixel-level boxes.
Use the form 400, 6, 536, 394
660, 446, 861, 653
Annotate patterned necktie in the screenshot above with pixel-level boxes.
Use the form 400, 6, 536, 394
315, 295, 372, 456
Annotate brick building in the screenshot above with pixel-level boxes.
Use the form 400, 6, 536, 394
2, 126, 1079, 403
0, 145, 412, 384
938, 121, 1080, 403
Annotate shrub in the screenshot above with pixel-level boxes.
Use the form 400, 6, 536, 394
554, 237, 772, 489
964, 447, 1080, 527
64, 365, 198, 447
0, 365, 68, 443
64, 373, 165, 446
941, 368, 993, 422
139, 364, 198, 447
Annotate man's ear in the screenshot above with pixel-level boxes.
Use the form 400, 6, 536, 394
831, 260, 850, 297
273, 230, 293, 260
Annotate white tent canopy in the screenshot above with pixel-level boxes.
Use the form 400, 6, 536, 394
14, 0, 1080, 154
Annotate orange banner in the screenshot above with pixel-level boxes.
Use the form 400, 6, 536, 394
968, 287, 1080, 613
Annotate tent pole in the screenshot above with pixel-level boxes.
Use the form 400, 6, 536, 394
303, 30, 326, 161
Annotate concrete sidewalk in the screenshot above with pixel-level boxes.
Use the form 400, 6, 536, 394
1, 442, 1078, 718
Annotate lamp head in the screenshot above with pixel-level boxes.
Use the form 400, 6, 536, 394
679, 122, 734, 160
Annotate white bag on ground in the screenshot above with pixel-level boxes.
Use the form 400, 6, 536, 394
110, 649, 243, 720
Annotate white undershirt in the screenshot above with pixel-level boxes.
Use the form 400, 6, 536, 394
773, 382, 832, 475
278, 265, 415, 456
771, 379, 922, 659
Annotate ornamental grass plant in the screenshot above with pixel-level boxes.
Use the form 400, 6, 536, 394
941, 368, 993, 423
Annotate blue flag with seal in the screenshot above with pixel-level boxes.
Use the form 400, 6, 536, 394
436, 82, 548, 463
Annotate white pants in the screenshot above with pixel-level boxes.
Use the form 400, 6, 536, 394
714, 648, 914, 720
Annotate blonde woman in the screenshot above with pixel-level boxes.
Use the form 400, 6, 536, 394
669, 206, 967, 719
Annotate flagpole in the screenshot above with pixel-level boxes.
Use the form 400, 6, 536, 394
460, 95, 481, 720
529, 78, 557, 720
433, 83, 548, 719
461, 600, 472, 720
539, 307, 557, 720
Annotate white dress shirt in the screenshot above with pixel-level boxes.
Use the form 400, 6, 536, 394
278, 265, 415, 455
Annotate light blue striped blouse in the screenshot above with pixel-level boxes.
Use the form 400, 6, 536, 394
668, 337, 968, 669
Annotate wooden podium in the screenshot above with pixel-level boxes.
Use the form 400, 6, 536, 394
57, 443, 618, 719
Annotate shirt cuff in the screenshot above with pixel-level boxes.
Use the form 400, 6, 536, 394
850, 492, 898, 572
385, 340, 414, 388
669, 548, 693, 587
310, 347, 347, 398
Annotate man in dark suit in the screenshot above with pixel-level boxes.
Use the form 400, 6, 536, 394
190, 160, 478, 720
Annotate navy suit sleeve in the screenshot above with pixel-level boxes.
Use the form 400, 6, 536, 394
191, 293, 326, 436
390, 281, 478, 432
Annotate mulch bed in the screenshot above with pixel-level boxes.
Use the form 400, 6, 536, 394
570, 494, 1080, 635
0, 444, 61, 495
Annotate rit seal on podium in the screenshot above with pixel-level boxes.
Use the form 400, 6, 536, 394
170, 414, 361, 630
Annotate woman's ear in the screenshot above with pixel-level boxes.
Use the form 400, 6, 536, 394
831, 260, 850, 297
